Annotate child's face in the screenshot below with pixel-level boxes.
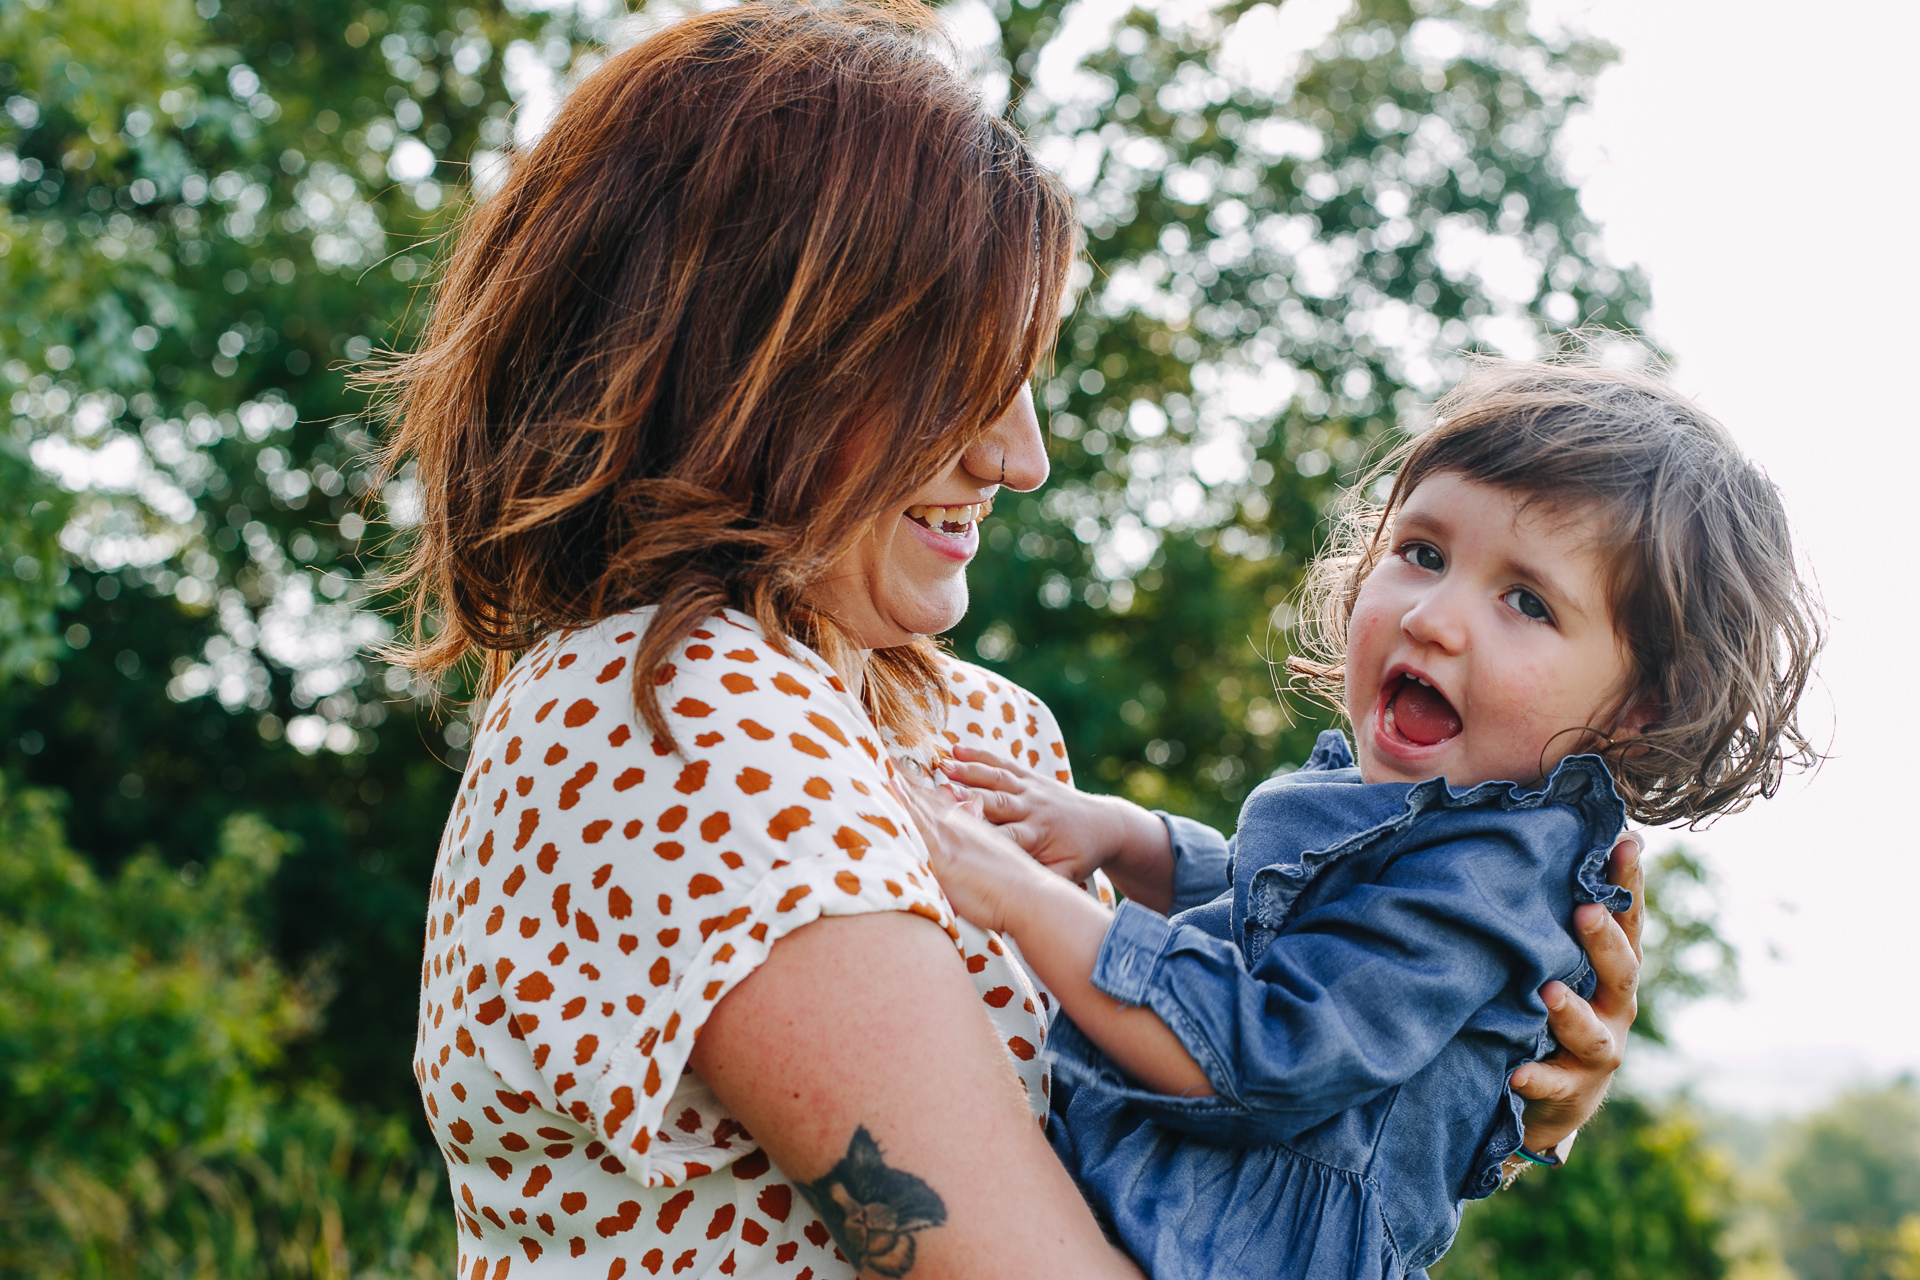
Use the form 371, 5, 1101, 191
1344, 470, 1643, 790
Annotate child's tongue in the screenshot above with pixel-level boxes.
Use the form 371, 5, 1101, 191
1391, 677, 1462, 746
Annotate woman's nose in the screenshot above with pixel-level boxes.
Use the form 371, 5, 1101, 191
962, 386, 1048, 492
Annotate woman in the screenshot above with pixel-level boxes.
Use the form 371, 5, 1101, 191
385, 5, 1642, 1277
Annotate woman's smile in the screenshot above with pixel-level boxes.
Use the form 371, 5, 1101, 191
899, 499, 993, 562
811, 386, 1045, 646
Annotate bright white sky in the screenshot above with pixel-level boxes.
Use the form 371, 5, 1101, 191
1538, 0, 1920, 1113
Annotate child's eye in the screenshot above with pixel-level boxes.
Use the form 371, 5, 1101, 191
1400, 543, 1444, 572
1503, 587, 1552, 622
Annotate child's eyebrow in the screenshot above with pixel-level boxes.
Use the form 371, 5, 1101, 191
1389, 508, 1446, 540
1499, 554, 1593, 622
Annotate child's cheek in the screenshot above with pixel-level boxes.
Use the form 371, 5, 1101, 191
1343, 606, 1393, 716
1486, 660, 1562, 758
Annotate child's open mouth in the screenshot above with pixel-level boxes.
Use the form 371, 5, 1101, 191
905, 499, 992, 539
1383, 673, 1463, 747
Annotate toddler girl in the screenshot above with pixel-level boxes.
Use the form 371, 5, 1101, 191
903, 356, 1823, 1280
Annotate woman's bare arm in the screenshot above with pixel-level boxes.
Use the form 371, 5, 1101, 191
689, 911, 1144, 1280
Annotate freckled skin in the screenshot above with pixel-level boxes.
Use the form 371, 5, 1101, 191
1344, 471, 1653, 790
809, 388, 1047, 648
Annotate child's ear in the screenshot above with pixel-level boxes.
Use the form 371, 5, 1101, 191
1610, 688, 1662, 751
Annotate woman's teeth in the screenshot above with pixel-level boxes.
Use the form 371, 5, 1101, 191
906, 499, 993, 536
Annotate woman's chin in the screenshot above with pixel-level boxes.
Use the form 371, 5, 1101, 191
875, 587, 969, 646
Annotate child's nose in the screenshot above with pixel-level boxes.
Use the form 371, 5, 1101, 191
1400, 584, 1469, 653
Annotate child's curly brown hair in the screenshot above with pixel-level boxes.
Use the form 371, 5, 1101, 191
1289, 351, 1824, 826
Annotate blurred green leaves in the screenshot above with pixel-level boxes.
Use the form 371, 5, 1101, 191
4, 1103, 451, 1280
1436, 1092, 1735, 1280
0, 440, 75, 685
1778, 1082, 1920, 1280
0, 0, 579, 1118
0, 782, 302, 1168
1637, 843, 1741, 1048
0, 776, 453, 1278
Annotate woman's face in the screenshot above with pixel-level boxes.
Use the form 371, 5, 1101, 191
811, 386, 1047, 649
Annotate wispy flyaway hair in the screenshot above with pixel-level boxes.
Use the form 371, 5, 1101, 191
370, 0, 1074, 748
1291, 352, 1824, 826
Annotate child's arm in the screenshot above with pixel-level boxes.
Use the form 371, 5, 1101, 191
920, 772, 1596, 1141
898, 778, 1215, 1098
939, 745, 1179, 912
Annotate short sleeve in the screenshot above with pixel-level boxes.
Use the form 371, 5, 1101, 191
451, 614, 959, 1188
934, 658, 1076, 784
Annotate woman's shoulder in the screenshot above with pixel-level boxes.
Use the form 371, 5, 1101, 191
430, 608, 964, 1190
461, 607, 921, 900
932, 655, 1072, 783
488, 608, 871, 741
471, 610, 903, 792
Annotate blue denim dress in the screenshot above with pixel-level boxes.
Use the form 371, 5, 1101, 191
1047, 731, 1629, 1280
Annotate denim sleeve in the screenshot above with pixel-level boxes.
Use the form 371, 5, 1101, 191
1156, 811, 1232, 914
1088, 826, 1561, 1137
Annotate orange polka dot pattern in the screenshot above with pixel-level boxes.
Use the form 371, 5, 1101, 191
414, 609, 1094, 1279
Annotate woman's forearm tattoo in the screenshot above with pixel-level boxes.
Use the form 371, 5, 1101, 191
797, 1126, 947, 1277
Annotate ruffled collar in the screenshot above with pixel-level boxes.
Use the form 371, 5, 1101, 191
1230, 731, 1631, 958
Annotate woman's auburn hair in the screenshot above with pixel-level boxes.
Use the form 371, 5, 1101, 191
1289, 350, 1825, 827
372, 0, 1074, 748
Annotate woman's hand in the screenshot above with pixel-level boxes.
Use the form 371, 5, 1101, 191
1511, 830, 1645, 1154
939, 746, 1175, 907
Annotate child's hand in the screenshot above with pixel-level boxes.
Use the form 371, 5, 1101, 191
894, 772, 1054, 935
939, 745, 1170, 898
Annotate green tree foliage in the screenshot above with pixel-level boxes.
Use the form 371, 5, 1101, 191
0, 0, 581, 1115
1634, 843, 1740, 1047
0, 787, 302, 1165
1435, 1092, 1735, 1280
1777, 1081, 1920, 1280
0, 777, 453, 1277
0, 440, 73, 685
